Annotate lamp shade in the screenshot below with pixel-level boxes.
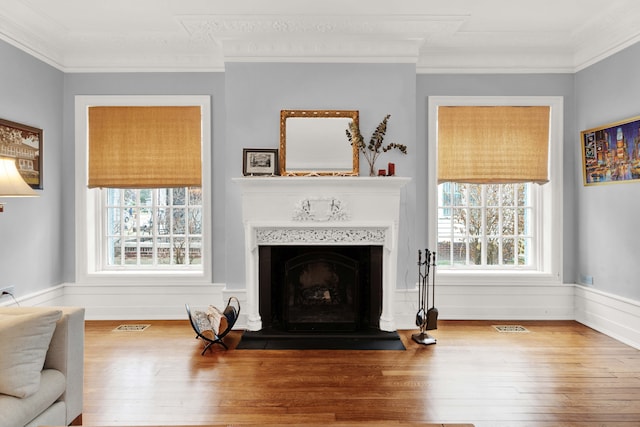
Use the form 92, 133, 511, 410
0, 158, 38, 197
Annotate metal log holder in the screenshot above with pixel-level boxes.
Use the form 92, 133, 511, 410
412, 249, 437, 345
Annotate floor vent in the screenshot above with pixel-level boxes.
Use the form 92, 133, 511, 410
493, 325, 529, 333
113, 324, 150, 332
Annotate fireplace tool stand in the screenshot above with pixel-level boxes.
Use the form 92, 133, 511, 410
412, 249, 437, 345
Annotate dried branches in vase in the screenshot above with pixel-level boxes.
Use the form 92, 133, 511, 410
346, 114, 407, 176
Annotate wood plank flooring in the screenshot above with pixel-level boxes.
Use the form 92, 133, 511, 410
82, 320, 640, 427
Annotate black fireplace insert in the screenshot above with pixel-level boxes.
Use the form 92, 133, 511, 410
259, 245, 382, 333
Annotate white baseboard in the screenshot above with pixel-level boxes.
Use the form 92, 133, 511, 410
9, 282, 640, 349
574, 285, 640, 350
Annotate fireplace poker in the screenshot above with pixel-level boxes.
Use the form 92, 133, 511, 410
426, 251, 438, 331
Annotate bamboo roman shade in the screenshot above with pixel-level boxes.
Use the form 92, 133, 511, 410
88, 106, 202, 188
437, 106, 550, 184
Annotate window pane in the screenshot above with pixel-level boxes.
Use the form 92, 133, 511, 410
157, 189, 170, 206
107, 189, 121, 205
502, 184, 515, 206
189, 188, 202, 205
107, 237, 122, 265
469, 208, 481, 236
454, 183, 467, 206
188, 207, 202, 234
157, 208, 169, 235
139, 189, 152, 206
517, 183, 528, 206
502, 208, 515, 235
519, 207, 529, 235
486, 208, 499, 236
468, 238, 481, 265
518, 237, 530, 266
157, 237, 170, 265
486, 184, 499, 206
487, 237, 499, 265
173, 237, 186, 264
172, 208, 186, 234
468, 185, 481, 206
124, 189, 136, 206
107, 208, 121, 235
173, 188, 186, 205
503, 238, 515, 265
189, 237, 202, 265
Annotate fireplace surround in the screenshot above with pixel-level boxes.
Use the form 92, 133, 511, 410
233, 176, 410, 332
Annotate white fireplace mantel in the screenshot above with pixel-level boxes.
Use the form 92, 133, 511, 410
233, 176, 410, 331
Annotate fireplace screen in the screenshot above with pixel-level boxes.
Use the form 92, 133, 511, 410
284, 251, 359, 331
259, 245, 382, 333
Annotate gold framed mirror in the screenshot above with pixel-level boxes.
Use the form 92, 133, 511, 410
279, 110, 359, 176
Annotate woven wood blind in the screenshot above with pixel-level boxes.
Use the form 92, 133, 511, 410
437, 106, 550, 184
88, 106, 201, 188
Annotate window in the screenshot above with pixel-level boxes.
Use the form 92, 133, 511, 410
104, 188, 202, 268
75, 95, 211, 282
428, 96, 563, 280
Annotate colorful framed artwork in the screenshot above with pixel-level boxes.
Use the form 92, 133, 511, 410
242, 148, 279, 176
580, 115, 640, 186
0, 118, 43, 189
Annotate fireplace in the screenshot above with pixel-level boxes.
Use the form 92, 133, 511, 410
259, 245, 382, 332
233, 176, 410, 332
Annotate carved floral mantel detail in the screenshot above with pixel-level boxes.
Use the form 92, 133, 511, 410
292, 197, 349, 221
256, 227, 385, 245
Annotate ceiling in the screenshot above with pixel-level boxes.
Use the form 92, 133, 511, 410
1, 0, 639, 73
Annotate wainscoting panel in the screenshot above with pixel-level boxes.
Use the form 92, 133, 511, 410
574, 285, 640, 350
60, 282, 236, 321
394, 283, 576, 330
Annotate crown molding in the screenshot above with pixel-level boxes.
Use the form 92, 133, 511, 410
181, 14, 466, 64
1, 8, 640, 73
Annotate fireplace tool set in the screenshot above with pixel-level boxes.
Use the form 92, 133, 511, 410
412, 249, 438, 345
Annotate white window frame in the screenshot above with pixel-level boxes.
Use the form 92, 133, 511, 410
428, 96, 563, 285
74, 95, 212, 284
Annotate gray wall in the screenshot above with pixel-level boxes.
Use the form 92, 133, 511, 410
224, 62, 418, 289
5, 32, 640, 305
575, 42, 640, 301
0, 41, 64, 296
416, 74, 577, 283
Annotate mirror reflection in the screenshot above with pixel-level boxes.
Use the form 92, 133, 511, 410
280, 110, 359, 176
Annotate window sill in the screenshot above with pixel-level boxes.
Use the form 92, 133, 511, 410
436, 269, 562, 286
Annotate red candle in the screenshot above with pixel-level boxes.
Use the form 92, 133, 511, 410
388, 162, 395, 176
378, 169, 386, 176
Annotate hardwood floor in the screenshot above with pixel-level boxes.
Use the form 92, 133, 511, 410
82, 320, 640, 427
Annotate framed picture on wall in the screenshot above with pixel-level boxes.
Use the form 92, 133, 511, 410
243, 148, 279, 176
580, 115, 640, 186
0, 118, 43, 189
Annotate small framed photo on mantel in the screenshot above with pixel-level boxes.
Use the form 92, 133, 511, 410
243, 148, 279, 176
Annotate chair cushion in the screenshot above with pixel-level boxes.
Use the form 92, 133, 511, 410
0, 309, 62, 397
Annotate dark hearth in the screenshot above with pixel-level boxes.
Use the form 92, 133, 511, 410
259, 245, 382, 333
